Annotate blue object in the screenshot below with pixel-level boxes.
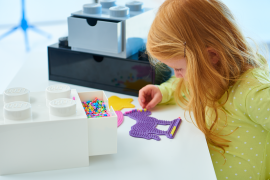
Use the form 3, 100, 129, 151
0, 0, 51, 51
83, 3, 102, 14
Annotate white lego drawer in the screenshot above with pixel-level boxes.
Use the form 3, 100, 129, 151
0, 88, 117, 175
0, 89, 89, 175
78, 91, 117, 156
68, 16, 122, 54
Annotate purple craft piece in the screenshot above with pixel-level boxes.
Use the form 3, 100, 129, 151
124, 109, 182, 141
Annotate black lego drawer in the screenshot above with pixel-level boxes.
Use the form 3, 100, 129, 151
48, 43, 171, 96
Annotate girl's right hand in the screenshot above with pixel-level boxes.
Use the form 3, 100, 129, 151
138, 85, 162, 110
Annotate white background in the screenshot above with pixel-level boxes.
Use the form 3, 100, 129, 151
0, 0, 269, 93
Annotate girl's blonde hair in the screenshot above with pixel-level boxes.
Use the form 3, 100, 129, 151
147, 0, 268, 157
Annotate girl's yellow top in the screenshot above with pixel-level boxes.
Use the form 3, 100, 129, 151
157, 68, 270, 180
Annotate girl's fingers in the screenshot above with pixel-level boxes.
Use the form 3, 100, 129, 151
145, 94, 160, 110
138, 97, 146, 108
139, 85, 160, 109
138, 97, 142, 107
139, 88, 146, 103
138, 91, 148, 108
139, 86, 152, 105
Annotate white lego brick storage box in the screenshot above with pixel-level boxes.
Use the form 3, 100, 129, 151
0, 85, 117, 175
68, 0, 156, 58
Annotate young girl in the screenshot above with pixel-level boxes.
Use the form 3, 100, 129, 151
139, 0, 270, 179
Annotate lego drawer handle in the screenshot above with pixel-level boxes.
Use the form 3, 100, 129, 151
93, 55, 104, 62
87, 19, 98, 26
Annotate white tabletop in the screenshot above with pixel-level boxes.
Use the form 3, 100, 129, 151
1, 51, 217, 180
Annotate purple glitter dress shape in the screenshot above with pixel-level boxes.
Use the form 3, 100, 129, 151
124, 109, 181, 141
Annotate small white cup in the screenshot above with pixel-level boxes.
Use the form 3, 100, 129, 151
83, 3, 102, 14
3, 87, 30, 104
126, 1, 143, 11
4, 101, 32, 120
100, 0, 116, 8
49, 98, 76, 117
46, 84, 71, 105
109, 6, 130, 18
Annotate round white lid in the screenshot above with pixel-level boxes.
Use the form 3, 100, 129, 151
46, 84, 71, 101
3, 87, 30, 103
83, 3, 102, 14
100, 0, 116, 2
4, 101, 31, 120
100, 0, 116, 8
4, 87, 29, 96
109, 6, 130, 17
125, 1, 143, 11
49, 98, 76, 117
84, 3, 101, 8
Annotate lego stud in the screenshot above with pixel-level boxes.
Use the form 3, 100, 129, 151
109, 6, 130, 18
3, 87, 30, 104
125, 1, 143, 11
49, 98, 76, 117
83, 3, 102, 14
100, 0, 116, 8
46, 84, 71, 101
58, 36, 68, 47
4, 101, 32, 120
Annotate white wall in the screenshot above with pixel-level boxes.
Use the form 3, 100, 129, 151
0, 0, 269, 93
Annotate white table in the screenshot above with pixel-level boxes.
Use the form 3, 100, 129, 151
1, 51, 217, 180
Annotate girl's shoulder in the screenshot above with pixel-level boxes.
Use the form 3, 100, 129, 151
249, 67, 270, 84
233, 67, 270, 92
226, 68, 270, 131
225, 67, 270, 108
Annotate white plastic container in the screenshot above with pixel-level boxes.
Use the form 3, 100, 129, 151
68, 17, 122, 54
68, 2, 155, 58
0, 89, 117, 175
78, 91, 117, 156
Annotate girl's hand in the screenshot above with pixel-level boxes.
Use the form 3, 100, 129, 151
138, 85, 162, 110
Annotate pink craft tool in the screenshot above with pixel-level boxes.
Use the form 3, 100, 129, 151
115, 111, 123, 127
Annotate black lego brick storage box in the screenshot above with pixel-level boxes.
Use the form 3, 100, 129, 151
48, 40, 171, 96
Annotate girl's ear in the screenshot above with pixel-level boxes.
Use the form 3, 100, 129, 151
207, 47, 220, 64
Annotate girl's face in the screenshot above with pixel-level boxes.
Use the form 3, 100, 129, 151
160, 57, 187, 79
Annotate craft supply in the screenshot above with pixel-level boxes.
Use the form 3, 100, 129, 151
115, 111, 123, 127
108, 96, 135, 111
169, 117, 181, 137
170, 126, 176, 135
124, 109, 181, 141
82, 97, 110, 118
